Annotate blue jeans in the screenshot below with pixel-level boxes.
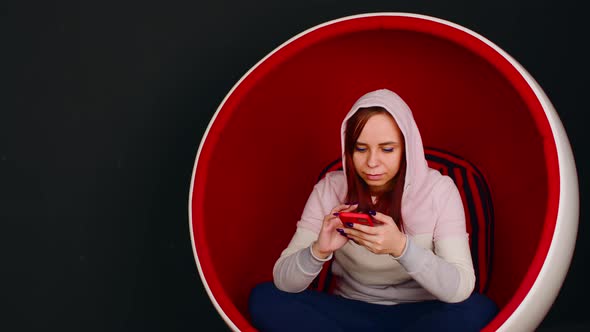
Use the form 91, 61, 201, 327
249, 282, 498, 332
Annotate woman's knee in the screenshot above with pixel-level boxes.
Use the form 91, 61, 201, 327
465, 292, 499, 319
249, 282, 279, 317
249, 282, 321, 331
453, 292, 498, 329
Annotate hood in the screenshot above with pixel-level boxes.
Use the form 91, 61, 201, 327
340, 89, 429, 199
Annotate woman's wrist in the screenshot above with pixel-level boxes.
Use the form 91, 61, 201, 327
390, 233, 408, 258
311, 241, 332, 260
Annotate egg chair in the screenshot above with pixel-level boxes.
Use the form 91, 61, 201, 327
189, 13, 579, 332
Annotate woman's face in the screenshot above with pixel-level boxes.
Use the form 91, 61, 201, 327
352, 112, 404, 194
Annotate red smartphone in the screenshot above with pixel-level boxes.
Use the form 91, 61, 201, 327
338, 212, 374, 227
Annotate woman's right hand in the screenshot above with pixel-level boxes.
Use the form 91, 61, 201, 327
312, 203, 359, 259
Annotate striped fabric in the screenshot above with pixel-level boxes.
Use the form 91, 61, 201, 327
312, 147, 494, 294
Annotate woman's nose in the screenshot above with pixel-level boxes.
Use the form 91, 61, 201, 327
367, 151, 379, 167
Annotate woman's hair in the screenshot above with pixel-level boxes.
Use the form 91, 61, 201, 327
344, 106, 406, 229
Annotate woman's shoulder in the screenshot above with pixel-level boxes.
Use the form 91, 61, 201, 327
297, 170, 346, 233
314, 170, 347, 200
425, 169, 462, 209
421, 169, 457, 198
323, 170, 346, 183
426, 169, 457, 191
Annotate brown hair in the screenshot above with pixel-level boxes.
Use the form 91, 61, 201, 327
344, 107, 406, 229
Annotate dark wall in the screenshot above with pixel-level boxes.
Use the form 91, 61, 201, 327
3, 1, 588, 331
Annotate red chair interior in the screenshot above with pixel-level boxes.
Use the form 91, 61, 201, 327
191, 16, 560, 331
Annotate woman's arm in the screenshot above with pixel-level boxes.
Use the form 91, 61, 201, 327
395, 234, 475, 303
396, 176, 475, 302
272, 173, 349, 292
272, 227, 331, 292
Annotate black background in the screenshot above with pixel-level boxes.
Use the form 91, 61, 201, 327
3, 1, 588, 331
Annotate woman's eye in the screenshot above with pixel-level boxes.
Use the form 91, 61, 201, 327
355, 146, 367, 152
382, 147, 394, 153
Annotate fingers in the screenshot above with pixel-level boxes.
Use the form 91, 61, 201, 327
342, 231, 375, 252
343, 222, 376, 235
341, 204, 359, 213
326, 203, 358, 223
331, 203, 359, 214
341, 225, 375, 240
370, 211, 395, 225
324, 203, 359, 229
325, 204, 348, 222
343, 229, 388, 254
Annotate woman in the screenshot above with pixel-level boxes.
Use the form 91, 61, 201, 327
249, 89, 498, 331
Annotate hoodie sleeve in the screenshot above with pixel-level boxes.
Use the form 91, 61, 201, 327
272, 173, 343, 292
396, 177, 475, 303
272, 227, 331, 292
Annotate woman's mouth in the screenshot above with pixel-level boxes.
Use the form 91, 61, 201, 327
365, 173, 384, 181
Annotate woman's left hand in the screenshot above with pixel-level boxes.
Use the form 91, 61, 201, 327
341, 211, 407, 257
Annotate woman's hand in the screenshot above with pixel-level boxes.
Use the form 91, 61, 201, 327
312, 203, 358, 259
340, 211, 407, 257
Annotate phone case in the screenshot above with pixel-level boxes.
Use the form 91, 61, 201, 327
338, 212, 374, 226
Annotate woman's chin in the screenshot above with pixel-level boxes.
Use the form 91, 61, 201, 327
364, 177, 395, 194
366, 182, 388, 193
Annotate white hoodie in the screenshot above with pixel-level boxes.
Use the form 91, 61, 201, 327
273, 89, 475, 304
